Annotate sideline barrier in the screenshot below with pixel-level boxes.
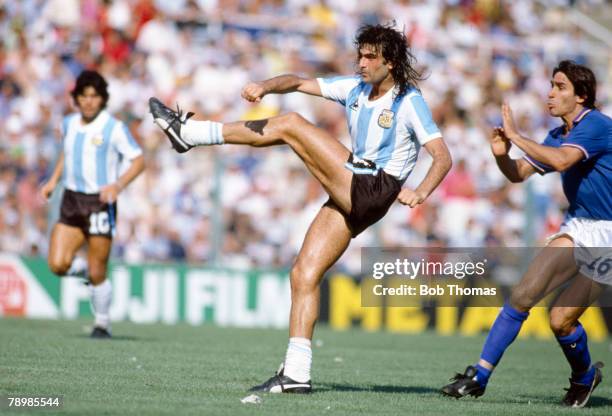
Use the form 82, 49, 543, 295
0, 254, 609, 340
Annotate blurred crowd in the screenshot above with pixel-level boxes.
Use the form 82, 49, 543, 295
1, 0, 610, 273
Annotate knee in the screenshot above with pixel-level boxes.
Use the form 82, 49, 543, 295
290, 261, 319, 295
48, 256, 71, 276
88, 262, 107, 286
280, 112, 308, 138
549, 309, 576, 337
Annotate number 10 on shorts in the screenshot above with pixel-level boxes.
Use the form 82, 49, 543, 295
89, 212, 110, 235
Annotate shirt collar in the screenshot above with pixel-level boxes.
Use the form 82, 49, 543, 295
563, 108, 592, 134
573, 107, 592, 124
78, 110, 108, 131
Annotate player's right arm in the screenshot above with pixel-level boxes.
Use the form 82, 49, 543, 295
40, 151, 64, 200
491, 127, 536, 183
241, 75, 321, 102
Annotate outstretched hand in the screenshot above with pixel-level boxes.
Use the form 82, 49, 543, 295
490, 127, 512, 156
501, 102, 520, 141
241, 82, 266, 102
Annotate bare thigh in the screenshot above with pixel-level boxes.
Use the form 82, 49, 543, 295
510, 236, 579, 311
293, 202, 353, 281
283, 117, 353, 214
224, 114, 354, 213
48, 223, 86, 275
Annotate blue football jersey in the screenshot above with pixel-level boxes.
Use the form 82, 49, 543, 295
524, 109, 612, 220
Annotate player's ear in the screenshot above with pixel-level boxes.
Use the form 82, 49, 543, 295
576, 95, 585, 105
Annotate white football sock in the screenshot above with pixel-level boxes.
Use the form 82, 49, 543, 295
283, 337, 312, 383
66, 256, 88, 279
90, 279, 112, 329
182, 120, 224, 146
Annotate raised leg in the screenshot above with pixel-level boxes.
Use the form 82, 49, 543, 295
47, 223, 86, 276
223, 113, 353, 214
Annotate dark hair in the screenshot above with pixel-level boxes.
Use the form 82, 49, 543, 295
354, 23, 424, 98
71, 70, 109, 108
553, 60, 597, 109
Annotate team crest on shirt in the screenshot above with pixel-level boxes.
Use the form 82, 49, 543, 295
91, 134, 104, 146
378, 109, 395, 128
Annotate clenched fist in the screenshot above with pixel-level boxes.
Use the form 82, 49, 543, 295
39, 181, 56, 201
241, 82, 267, 102
398, 188, 427, 208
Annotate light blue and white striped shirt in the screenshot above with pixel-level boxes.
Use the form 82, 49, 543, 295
62, 110, 142, 194
317, 75, 442, 180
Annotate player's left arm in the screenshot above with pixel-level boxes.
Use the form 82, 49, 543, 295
99, 122, 145, 203
501, 103, 583, 172
398, 138, 452, 207
99, 155, 144, 204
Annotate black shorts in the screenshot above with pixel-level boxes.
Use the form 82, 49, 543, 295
59, 189, 117, 238
325, 156, 402, 238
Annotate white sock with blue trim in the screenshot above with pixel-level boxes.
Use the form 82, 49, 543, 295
283, 337, 312, 383
182, 120, 224, 145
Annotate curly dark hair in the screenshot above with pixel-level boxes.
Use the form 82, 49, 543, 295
553, 60, 597, 109
354, 23, 424, 98
70, 70, 109, 108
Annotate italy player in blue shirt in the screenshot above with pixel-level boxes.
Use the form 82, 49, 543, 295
442, 61, 611, 407
149, 23, 452, 393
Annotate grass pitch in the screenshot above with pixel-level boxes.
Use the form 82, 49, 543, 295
1, 318, 611, 415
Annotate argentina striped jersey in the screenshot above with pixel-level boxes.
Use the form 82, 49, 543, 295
317, 75, 442, 180
62, 110, 142, 194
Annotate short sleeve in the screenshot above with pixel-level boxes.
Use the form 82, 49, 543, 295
522, 133, 556, 175
405, 93, 442, 145
316, 75, 361, 106
561, 116, 609, 161
112, 122, 142, 160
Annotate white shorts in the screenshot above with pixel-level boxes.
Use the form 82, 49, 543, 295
548, 217, 612, 285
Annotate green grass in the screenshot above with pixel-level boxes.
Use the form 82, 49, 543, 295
1, 318, 611, 415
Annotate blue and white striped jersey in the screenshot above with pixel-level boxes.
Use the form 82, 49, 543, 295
61, 110, 142, 194
317, 75, 442, 180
